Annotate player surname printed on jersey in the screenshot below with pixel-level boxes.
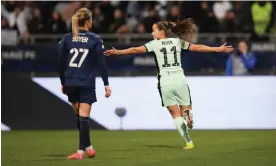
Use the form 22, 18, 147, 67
72, 36, 89, 43
161, 40, 173, 45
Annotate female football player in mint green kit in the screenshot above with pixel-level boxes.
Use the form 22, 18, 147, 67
105, 18, 233, 150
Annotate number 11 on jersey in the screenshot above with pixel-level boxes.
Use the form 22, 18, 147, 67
160, 46, 180, 67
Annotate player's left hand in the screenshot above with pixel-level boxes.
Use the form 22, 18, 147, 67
104, 47, 117, 56
218, 43, 233, 53
105, 85, 112, 98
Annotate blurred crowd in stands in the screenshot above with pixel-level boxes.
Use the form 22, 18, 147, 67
1, 1, 276, 41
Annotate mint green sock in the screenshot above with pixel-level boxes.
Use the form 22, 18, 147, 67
174, 117, 192, 144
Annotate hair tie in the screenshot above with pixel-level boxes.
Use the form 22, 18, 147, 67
163, 22, 170, 29
168, 22, 175, 29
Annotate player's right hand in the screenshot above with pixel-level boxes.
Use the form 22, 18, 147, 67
104, 47, 117, 56
105, 85, 111, 98
218, 43, 233, 53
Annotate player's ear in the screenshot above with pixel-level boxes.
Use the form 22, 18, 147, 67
161, 30, 166, 36
86, 19, 92, 28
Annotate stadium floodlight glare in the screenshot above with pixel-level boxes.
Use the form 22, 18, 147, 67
115, 107, 127, 130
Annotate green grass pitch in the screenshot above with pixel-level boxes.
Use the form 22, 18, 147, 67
2, 130, 276, 166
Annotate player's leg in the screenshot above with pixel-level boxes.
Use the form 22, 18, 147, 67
174, 84, 194, 149
65, 86, 81, 130
159, 86, 193, 149
176, 84, 194, 129
71, 102, 80, 130
67, 87, 96, 160
67, 87, 86, 160
166, 105, 193, 145
78, 102, 95, 157
67, 105, 90, 160
77, 87, 96, 158
67, 104, 89, 160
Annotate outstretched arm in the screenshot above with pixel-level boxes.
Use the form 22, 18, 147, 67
189, 43, 233, 53
180, 39, 233, 53
104, 46, 147, 56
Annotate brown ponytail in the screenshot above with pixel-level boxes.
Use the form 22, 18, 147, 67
156, 18, 197, 42
172, 18, 197, 42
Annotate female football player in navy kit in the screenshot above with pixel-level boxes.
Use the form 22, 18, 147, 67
58, 8, 111, 160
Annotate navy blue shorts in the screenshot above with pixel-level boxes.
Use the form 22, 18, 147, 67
64, 86, 97, 105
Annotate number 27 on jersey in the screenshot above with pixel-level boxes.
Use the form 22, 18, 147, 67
69, 48, 89, 68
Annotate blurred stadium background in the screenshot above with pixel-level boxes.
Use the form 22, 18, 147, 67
1, 1, 276, 166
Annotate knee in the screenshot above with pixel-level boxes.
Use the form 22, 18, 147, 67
71, 102, 79, 114
79, 103, 92, 117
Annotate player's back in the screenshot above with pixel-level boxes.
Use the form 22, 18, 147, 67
145, 37, 190, 87
150, 38, 184, 75
59, 30, 105, 87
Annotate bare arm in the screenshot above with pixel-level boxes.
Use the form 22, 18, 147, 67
189, 43, 233, 53
105, 46, 147, 56
189, 44, 221, 52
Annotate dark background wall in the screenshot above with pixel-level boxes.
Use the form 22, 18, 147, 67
1, 73, 106, 130
2, 43, 276, 75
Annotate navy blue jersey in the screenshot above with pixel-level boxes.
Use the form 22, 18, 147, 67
58, 30, 109, 87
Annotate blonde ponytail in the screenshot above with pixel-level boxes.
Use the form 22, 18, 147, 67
72, 14, 79, 39
71, 8, 92, 40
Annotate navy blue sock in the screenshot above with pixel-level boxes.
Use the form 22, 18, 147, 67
76, 114, 80, 130
78, 125, 85, 151
79, 116, 91, 150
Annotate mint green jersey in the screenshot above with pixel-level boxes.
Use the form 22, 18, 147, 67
144, 38, 192, 106
144, 38, 190, 87
144, 38, 190, 76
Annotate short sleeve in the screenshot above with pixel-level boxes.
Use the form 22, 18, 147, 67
144, 40, 154, 52
180, 39, 191, 51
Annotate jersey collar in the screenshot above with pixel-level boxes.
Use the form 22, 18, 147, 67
79, 29, 88, 33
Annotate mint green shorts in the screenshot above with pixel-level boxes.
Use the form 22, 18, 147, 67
158, 83, 192, 107
157, 72, 192, 107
